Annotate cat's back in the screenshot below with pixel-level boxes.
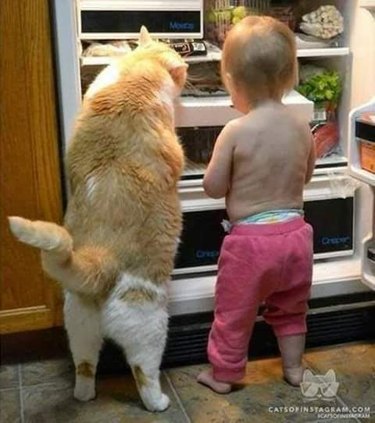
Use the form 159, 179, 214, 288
64, 54, 184, 247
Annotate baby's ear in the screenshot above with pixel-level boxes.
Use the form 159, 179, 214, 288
139, 26, 152, 46
224, 72, 234, 93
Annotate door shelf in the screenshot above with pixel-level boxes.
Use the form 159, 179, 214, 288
349, 166, 375, 185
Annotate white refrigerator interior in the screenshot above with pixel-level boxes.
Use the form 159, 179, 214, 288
52, 0, 375, 316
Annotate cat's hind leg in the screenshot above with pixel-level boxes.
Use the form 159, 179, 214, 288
103, 276, 170, 412
64, 291, 103, 401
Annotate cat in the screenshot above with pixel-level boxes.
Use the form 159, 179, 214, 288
8, 26, 187, 412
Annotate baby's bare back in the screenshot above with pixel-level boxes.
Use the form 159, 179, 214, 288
227, 104, 313, 221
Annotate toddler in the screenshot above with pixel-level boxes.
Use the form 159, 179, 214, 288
197, 16, 316, 394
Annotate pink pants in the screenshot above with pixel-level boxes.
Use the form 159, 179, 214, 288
208, 217, 313, 382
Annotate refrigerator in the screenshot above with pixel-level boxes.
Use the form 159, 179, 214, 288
51, 0, 375, 363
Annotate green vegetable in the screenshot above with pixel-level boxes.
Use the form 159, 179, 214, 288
297, 71, 342, 107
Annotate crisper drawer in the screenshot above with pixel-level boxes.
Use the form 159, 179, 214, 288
174, 188, 355, 275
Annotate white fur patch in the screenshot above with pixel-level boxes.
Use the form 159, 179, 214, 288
101, 272, 170, 410
86, 176, 96, 200
110, 272, 168, 307
85, 64, 120, 99
64, 274, 170, 411
64, 292, 102, 401
157, 80, 175, 119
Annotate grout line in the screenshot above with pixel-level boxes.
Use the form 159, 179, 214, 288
18, 365, 25, 423
0, 387, 22, 392
18, 380, 74, 389
163, 371, 192, 423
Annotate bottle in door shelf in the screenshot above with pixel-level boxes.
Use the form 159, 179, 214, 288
356, 113, 375, 174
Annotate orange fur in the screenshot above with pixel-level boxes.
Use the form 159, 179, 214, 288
10, 36, 187, 296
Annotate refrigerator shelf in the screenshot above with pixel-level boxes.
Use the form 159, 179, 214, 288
180, 154, 348, 182
360, 0, 375, 11
313, 154, 348, 175
80, 49, 222, 65
297, 47, 350, 58
80, 47, 350, 66
175, 90, 313, 127
168, 257, 363, 316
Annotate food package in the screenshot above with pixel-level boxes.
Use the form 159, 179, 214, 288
300, 5, 344, 39
204, 1, 271, 47
297, 66, 342, 122
268, 5, 296, 31
356, 113, 375, 173
295, 33, 334, 50
299, 64, 327, 83
82, 41, 132, 57
312, 121, 340, 158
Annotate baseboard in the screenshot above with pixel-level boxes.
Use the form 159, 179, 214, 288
1, 294, 374, 371
97, 294, 375, 374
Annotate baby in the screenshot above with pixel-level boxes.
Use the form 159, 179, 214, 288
197, 16, 316, 393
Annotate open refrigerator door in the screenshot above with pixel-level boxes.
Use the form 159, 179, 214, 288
348, 98, 375, 290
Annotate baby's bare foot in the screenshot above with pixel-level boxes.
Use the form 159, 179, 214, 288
197, 369, 232, 394
283, 366, 304, 386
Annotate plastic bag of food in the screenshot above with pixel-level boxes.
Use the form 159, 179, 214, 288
83, 41, 131, 57
312, 121, 340, 158
300, 5, 344, 39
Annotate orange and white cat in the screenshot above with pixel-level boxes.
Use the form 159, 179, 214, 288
9, 27, 187, 412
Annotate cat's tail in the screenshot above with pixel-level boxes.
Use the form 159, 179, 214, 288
9, 216, 73, 257
8, 216, 115, 296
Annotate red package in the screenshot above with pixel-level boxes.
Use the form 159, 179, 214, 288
312, 121, 339, 158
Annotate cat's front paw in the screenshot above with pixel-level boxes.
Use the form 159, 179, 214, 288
145, 393, 170, 412
74, 379, 96, 402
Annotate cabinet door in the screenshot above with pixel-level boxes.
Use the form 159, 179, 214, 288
0, 0, 64, 333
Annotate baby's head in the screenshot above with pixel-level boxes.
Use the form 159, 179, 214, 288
222, 16, 297, 110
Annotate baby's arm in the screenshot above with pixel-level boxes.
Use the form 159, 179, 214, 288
203, 122, 235, 199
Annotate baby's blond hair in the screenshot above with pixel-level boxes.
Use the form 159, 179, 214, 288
222, 16, 297, 104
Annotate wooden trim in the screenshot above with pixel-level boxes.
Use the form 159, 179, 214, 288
0, 0, 64, 333
0, 305, 64, 334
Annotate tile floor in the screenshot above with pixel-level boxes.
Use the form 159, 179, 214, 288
0, 341, 374, 423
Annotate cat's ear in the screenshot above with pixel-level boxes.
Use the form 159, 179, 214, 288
161, 54, 188, 90
169, 63, 188, 89
302, 369, 314, 382
139, 26, 152, 46
325, 369, 336, 382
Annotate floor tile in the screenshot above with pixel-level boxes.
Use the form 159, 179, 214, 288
166, 358, 359, 423
21, 358, 74, 387
304, 342, 375, 418
22, 372, 188, 423
0, 389, 22, 423
0, 364, 19, 389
